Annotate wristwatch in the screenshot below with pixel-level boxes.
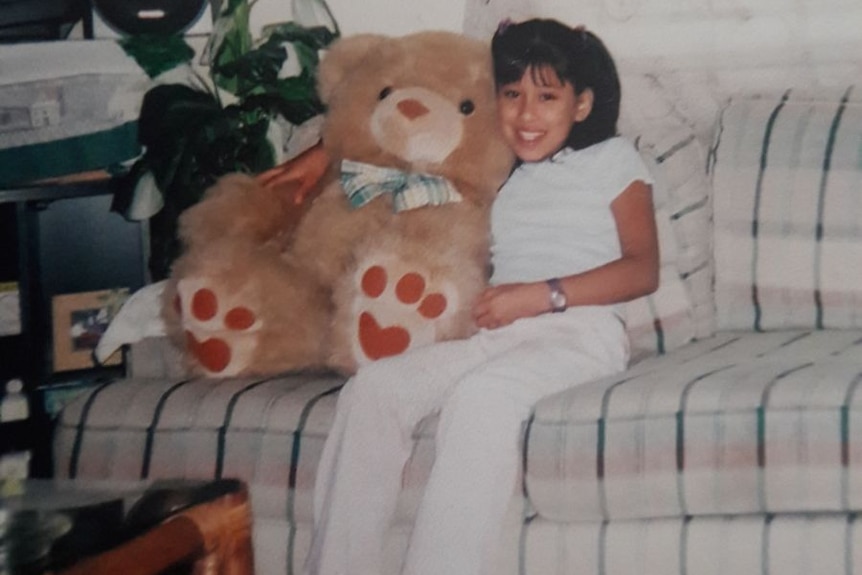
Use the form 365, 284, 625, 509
546, 278, 567, 313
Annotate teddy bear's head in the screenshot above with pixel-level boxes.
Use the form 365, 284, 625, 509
317, 31, 514, 206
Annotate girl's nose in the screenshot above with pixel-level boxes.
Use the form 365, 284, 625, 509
518, 99, 536, 120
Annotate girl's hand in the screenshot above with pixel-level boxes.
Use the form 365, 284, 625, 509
472, 282, 549, 329
256, 142, 330, 205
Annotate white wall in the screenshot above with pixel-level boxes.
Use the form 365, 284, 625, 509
465, 0, 862, 83
297, 0, 465, 35
464, 0, 862, 143
252, 0, 862, 145
328, 0, 464, 35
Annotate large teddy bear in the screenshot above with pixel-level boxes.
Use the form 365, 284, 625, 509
162, 31, 514, 377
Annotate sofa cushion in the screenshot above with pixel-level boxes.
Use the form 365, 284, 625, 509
52, 373, 350, 575
52, 372, 523, 575
623, 130, 713, 362
525, 329, 862, 522
53, 374, 346, 523
522, 514, 857, 575
712, 90, 862, 331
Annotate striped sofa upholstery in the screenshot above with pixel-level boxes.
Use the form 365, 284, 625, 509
714, 90, 862, 332
54, 90, 862, 575
524, 330, 862, 574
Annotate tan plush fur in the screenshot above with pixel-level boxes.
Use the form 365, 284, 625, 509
162, 31, 514, 377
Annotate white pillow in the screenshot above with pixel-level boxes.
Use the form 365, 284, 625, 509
624, 206, 696, 363
624, 130, 712, 362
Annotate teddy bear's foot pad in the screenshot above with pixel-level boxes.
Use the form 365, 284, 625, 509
175, 283, 261, 375
357, 265, 448, 360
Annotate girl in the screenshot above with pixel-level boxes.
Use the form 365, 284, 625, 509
265, 18, 658, 575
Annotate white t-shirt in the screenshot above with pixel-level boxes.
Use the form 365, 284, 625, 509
490, 136, 653, 286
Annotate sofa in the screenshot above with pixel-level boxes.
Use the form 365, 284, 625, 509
51, 78, 862, 575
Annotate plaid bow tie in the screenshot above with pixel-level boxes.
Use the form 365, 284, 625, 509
341, 159, 463, 212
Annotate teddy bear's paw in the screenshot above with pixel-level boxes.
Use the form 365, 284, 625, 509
174, 279, 261, 376
355, 264, 451, 361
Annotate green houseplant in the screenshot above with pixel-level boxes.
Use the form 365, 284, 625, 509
115, 0, 339, 280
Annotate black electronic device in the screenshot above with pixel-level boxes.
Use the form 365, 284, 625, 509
92, 0, 208, 36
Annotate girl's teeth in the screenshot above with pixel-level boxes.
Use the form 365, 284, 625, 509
519, 131, 542, 142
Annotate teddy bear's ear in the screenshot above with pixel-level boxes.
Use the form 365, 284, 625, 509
317, 34, 387, 104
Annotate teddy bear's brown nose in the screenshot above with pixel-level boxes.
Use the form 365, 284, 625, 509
397, 98, 429, 120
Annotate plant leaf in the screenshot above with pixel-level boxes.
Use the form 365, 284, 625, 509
241, 74, 323, 125
119, 34, 195, 78
208, 0, 253, 94
262, 21, 339, 53
136, 84, 221, 147
216, 38, 288, 98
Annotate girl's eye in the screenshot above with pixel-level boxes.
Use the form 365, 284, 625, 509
501, 89, 519, 99
379, 87, 393, 100
459, 100, 475, 115
539, 92, 557, 102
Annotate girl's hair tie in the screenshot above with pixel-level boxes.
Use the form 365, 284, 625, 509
496, 18, 513, 34
574, 24, 588, 40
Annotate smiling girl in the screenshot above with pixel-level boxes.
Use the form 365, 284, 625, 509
272, 18, 659, 575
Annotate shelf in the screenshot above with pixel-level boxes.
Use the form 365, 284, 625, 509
1, 173, 147, 477
0, 171, 115, 205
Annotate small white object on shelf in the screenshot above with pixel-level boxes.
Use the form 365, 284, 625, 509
0, 451, 31, 497
0, 379, 27, 423
0, 284, 20, 337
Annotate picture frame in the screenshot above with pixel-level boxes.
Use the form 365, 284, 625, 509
51, 288, 130, 372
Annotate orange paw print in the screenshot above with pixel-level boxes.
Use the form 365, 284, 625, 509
357, 265, 448, 361
175, 282, 260, 375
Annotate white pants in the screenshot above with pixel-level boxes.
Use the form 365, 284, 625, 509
305, 306, 629, 575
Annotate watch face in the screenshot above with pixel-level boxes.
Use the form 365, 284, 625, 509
548, 278, 568, 311
547, 278, 566, 312
551, 290, 566, 310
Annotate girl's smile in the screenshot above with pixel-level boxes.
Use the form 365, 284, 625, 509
496, 67, 593, 162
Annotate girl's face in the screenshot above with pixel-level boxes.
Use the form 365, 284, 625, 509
496, 66, 593, 162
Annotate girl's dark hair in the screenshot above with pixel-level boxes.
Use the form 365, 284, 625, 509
492, 19, 621, 151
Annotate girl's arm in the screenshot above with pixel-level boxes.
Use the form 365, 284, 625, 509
256, 142, 330, 204
473, 180, 659, 329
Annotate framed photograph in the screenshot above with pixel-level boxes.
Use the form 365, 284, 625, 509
51, 288, 130, 372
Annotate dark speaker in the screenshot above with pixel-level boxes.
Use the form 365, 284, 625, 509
92, 0, 209, 36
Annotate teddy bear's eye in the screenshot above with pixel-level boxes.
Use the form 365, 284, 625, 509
379, 87, 393, 100
459, 99, 475, 115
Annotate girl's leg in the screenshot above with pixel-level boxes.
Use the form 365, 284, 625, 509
305, 337, 493, 575
402, 309, 628, 575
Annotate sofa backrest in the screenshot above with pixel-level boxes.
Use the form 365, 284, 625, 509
711, 88, 862, 332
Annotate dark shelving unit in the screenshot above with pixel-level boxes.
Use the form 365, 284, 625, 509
0, 175, 148, 476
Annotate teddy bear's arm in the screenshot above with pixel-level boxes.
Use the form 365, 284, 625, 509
177, 173, 309, 252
